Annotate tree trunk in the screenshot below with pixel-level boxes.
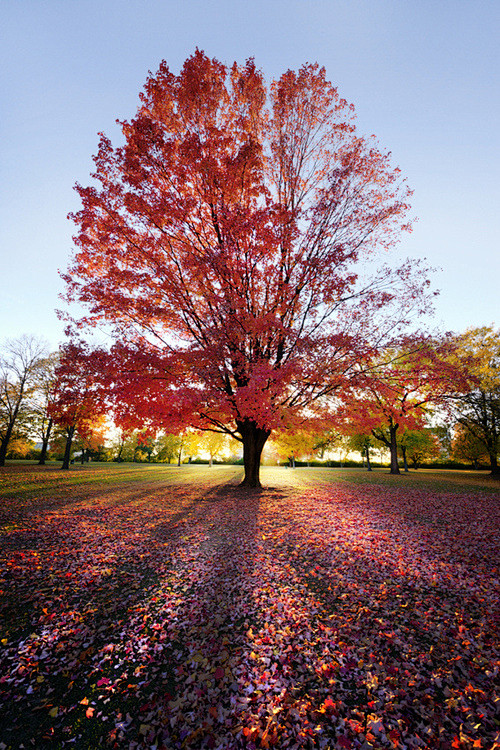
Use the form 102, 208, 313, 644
490, 453, 499, 476
0, 432, 12, 467
0, 383, 25, 466
61, 425, 75, 470
238, 420, 270, 487
0, 439, 7, 467
115, 439, 124, 462
401, 446, 409, 473
372, 425, 400, 475
0, 418, 16, 466
38, 417, 53, 465
389, 424, 400, 475
365, 445, 372, 472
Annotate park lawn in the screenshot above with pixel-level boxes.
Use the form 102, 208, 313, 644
0, 465, 498, 749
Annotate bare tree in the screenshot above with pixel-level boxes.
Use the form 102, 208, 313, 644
0, 335, 48, 466
30, 352, 59, 464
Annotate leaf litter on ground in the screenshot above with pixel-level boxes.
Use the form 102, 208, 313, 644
0, 464, 498, 749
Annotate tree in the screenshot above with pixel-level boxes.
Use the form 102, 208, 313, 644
63, 50, 436, 486
451, 326, 500, 475
312, 429, 342, 460
432, 423, 453, 461
134, 433, 155, 462
200, 431, 227, 466
49, 343, 106, 470
270, 429, 320, 465
173, 431, 202, 465
338, 336, 463, 474
73, 414, 108, 463
399, 428, 440, 470
109, 429, 146, 462
153, 433, 179, 463
5, 437, 35, 459
451, 422, 489, 469
347, 433, 375, 471
0, 335, 48, 466
30, 352, 59, 465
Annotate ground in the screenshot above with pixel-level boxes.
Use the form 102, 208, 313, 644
0, 464, 499, 749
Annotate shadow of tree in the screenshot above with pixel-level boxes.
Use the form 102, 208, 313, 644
1, 468, 498, 748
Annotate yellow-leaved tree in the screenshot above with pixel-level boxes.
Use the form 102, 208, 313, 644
452, 326, 500, 475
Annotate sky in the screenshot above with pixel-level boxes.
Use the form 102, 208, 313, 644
1, 0, 499, 350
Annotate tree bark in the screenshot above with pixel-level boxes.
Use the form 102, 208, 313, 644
365, 445, 372, 472
38, 417, 52, 465
61, 425, 75, 470
401, 445, 409, 472
238, 420, 270, 487
389, 423, 400, 475
490, 453, 499, 476
0, 425, 14, 466
115, 439, 124, 462
0, 373, 27, 466
372, 423, 400, 475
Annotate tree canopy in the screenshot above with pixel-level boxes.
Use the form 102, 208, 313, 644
335, 337, 463, 474
451, 326, 500, 475
63, 50, 435, 486
0, 335, 48, 466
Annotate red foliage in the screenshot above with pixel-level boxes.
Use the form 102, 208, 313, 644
62, 51, 435, 483
49, 342, 108, 466
337, 335, 467, 472
50, 343, 105, 431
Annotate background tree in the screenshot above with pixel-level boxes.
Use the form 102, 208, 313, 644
451, 326, 500, 475
173, 431, 202, 466
63, 50, 436, 486
154, 433, 180, 464
432, 423, 453, 462
134, 433, 155, 462
451, 422, 490, 469
269, 429, 320, 466
30, 352, 59, 465
0, 335, 48, 466
399, 428, 440, 470
200, 431, 227, 466
5, 437, 35, 460
73, 414, 108, 463
312, 429, 342, 460
347, 433, 375, 471
338, 336, 462, 474
109, 429, 148, 462
49, 343, 106, 470
109, 428, 129, 462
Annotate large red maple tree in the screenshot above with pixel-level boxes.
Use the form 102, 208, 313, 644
63, 51, 433, 486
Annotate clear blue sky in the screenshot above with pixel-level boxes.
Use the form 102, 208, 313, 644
1, 0, 498, 349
